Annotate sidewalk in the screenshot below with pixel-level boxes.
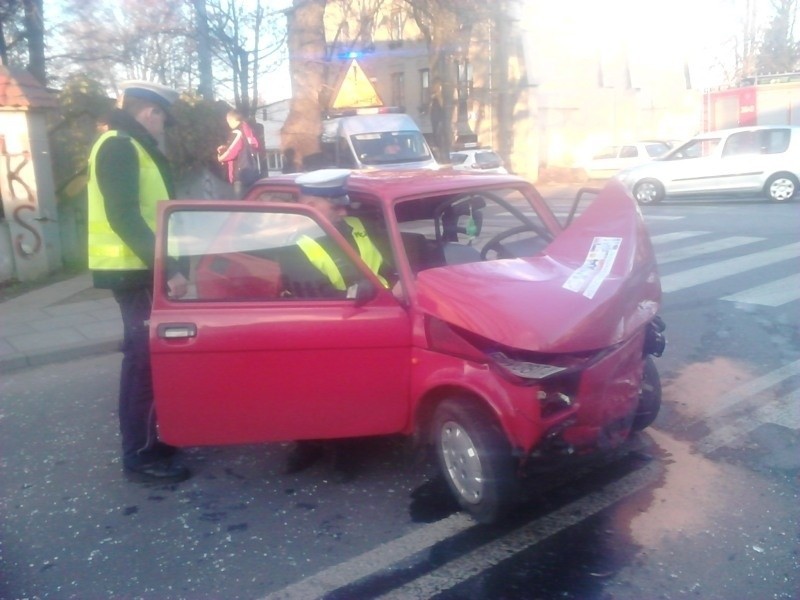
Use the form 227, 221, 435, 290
0, 272, 121, 373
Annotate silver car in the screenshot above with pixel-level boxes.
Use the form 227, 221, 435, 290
616, 126, 800, 204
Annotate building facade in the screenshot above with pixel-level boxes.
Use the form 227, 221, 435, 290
270, 0, 704, 180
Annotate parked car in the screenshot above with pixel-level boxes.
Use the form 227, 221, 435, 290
582, 140, 673, 179
449, 147, 508, 173
616, 126, 800, 204
150, 171, 665, 523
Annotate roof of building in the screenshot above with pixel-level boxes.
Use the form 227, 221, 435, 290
0, 65, 58, 110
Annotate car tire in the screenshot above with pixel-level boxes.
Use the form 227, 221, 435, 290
764, 173, 798, 202
632, 356, 661, 431
432, 398, 516, 523
633, 179, 665, 205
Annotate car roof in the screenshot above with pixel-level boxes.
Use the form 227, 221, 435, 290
253, 169, 526, 204
690, 125, 800, 139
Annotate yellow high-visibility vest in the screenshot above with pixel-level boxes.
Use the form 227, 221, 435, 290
87, 131, 169, 270
296, 217, 388, 290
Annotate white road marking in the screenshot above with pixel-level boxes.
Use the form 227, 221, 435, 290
660, 242, 800, 293
698, 358, 800, 419
657, 236, 763, 265
261, 512, 474, 600
722, 273, 800, 307
650, 231, 708, 245
261, 462, 660, 600
376, 462, 661, 599
695, 386, 800, 454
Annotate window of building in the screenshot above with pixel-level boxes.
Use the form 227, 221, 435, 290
266, 151, 283, 172
391, 72, 405, 108
390, 8, 404, 43
419, 69, 430, 111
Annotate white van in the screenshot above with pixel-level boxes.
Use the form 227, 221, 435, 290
320, 108, 438, 170
616, 126, 800, 204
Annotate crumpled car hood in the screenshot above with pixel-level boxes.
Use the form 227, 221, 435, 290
414, 180, 661, 353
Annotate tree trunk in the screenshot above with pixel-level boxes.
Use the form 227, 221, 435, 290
192, 0, 214, 101
281, 0, 326, 171
23, 0, 46, 85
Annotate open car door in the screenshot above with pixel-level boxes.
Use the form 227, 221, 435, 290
150, 201, 412, 447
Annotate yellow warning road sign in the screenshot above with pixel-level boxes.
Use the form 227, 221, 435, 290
331, 59, 384, 109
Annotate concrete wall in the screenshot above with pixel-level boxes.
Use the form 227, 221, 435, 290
0, 109, 62, 283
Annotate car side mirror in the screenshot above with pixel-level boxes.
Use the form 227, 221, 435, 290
346, 279, 378, 306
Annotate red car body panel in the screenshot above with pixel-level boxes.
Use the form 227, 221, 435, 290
150, 171, 660, 456
413, 181, 660, 353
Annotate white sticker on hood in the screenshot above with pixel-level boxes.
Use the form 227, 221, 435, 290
562, 237, 622, 299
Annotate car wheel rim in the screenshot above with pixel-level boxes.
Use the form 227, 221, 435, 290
440, 420, 483, 504
636, 183, 657, 203
770, 178, 794, 201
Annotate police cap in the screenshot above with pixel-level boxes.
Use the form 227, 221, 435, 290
296, 169, 352, 205
119, 80, 180, 123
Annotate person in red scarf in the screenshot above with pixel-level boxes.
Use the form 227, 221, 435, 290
217, 110, 261, 197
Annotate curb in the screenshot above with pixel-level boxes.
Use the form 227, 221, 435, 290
0, 338, 122, 375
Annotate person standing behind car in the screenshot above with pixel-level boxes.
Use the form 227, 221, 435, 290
217, 109, 260, 197
87, 80, 191, 483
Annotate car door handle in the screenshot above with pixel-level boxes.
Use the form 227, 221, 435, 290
156, 323, 197, 339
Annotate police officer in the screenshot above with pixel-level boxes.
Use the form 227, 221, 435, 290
87, 81, 190, 482
284, 170, 392, 479
294, 169, 390, 291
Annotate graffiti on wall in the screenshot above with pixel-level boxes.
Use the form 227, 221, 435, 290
0, 135, 43, 259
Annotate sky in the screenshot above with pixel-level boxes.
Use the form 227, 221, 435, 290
44, 0, 788, 103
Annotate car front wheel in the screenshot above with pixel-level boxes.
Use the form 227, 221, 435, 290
764, 173, 798, 202
633, 179, 665, 205
432, 398, 516, 523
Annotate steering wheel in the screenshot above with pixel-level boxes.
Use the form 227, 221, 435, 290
480, 224, 542, 260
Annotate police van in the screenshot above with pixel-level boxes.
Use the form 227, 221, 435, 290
320, 107, 438, 170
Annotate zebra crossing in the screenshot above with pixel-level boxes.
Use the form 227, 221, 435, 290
648, 222, 800, 306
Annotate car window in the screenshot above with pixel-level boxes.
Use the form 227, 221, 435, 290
644, 142, 671, 157
353, 131, 432, 165
450, 153, 468, 165
619, 146, 638, 158
394, 188, 552, 273
165, 208, 366, 302
593, 146, 619, 160
760, 128, 791, 154
670, 138, 720, 159
251, 190, 297, 202
722, 131, 759, 156
475, 151, 502, 166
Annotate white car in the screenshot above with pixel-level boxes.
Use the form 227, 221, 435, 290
449, 148, 508, 174
616, 126, 800, 204
582, 140, 672, 179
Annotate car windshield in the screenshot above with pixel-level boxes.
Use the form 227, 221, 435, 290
666, 137, 721, 159
393, 188, 553, 274
644, 142, 671, 157
352, 131, 433, 165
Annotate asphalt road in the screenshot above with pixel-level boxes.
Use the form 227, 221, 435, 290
2, 192, 798, 600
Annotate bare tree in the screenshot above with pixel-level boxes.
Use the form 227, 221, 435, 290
757, 0, 799, 75
281, 0, 327, 171
192, 0, 215, 100
22, 0, 45, 83
53, 0, 194, 89
204, 0, 286, 116
402, 0, 489, 156
0, 0, 46, 83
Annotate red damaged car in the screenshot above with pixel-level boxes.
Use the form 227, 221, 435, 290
150, 170, 665, 523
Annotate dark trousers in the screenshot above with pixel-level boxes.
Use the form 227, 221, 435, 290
113, 287, 159, 467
